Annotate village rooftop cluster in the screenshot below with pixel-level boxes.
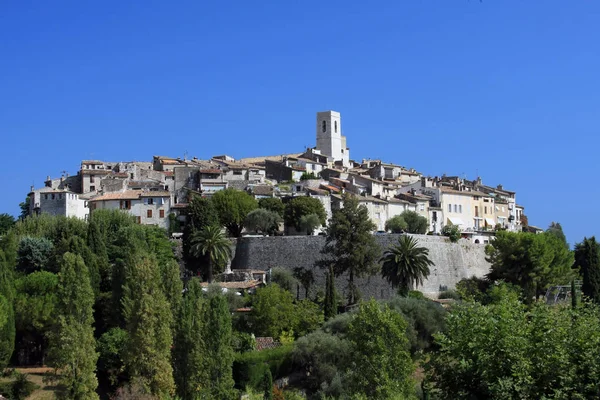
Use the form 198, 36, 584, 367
27, 111, 532, 244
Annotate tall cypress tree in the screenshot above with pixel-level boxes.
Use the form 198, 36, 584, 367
122, 255, 175, 397
0, 249, 15, 369
199, 293, 235, 399
48, 252, 99, 400
173, 279, 207, 400
575, 237, 600, 303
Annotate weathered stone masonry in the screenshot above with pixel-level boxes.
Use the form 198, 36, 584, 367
231, 234, 491, 299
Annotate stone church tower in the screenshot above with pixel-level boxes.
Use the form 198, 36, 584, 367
316, 110, 350, 167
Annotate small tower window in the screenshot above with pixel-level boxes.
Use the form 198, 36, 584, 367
334, 121, 338, 133
322, 121, 326, 133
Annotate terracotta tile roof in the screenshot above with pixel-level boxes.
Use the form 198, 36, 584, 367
251, 185, 274, 196
199, 280, 263, 289
139, 191, 170, 197
237, 153, 303, 164
320, 184, 341, 193
81, 160, 105, 165
255, 337, 282, 351
199, 169, 223, 174
162, 171, 174, 177
81, 169, 110, 175
89, 190, 143, 201
441, 187, 491, 197
171, 203, 189, 209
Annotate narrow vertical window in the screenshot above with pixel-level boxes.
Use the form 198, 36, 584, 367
334, 121, 338, 133
147, 209, 152, 218
322, 121, 326, 132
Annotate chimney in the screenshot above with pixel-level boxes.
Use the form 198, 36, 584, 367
497, 184, 503, 190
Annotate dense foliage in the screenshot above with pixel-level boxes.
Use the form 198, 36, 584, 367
283, 197, 327, 232
320, 195, 379, 304
380, 235, 434, 296
428, 291, 600, 399
211, 188, 258, 237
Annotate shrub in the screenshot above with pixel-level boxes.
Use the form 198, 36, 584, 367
441, 224, 461, 243
0, 372, 38, 400
385, 215, 407, 233
408, 290, 426, 300
386, 296, 447, 355
438, 290, 460, 300
233, 345, 294, 391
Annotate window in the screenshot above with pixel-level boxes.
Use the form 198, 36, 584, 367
44, 194, 48, 200
90, 185, 96, 191
159, 209, 165, 218
448, 204, 452, 212
475, 206, 479, 217
51, 194, 55, 200
130, 173, 134, 179
136, 216, 141, 224
90, 175, 95, 183
453, 204, 457, 213
484, 206, 488, 214
58, 194, 62, 200
419, 203, 425, 211
322, 121, 326, 132
120, 200, 131, 210
146, 198, 154, 205
473, 196, 480, 200
458, 204, 462, 213
147, 209, 153, 218
334, 121, 338, 133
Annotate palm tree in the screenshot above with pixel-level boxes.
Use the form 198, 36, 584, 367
190, 225, 232, 283
380, 235, 434, 296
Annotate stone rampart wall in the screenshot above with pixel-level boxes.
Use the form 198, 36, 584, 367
231, 234, 490, 299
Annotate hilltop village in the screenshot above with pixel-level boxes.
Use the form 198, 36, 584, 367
27, 111, 532, 243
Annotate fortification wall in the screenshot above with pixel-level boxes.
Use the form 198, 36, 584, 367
231, 234, 490, 299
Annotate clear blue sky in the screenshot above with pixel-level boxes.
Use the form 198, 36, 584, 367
1, 1, 598, 245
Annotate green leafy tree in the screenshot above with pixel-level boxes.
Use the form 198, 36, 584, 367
173, 279, 207, 400
299, 213, 321, 235
575, 236, 600, 303
244, 208, 281, 235
159, 259, 183, 336
14, 271, 58, 365
270, 267, 297, 293
400, 210, 428, 234
0, 213, 15, 236
250, 284, 297, 338
258, 197, 285, 218
346, 300, 414, 399
47, 253, 99, 400
546, 221, 568, 247
427, 293, 600, 399
380, 235, 434, 296
486, 231, 569, 302
97, 328, 128, 391
16, 236, 54, 273
122, 255, 175, 397
385, 215, 407, 233
441, 223, 461, 243
199, 293, 236, 399
211, 188, 258, 237
190, 226, 232, 283
293, 267, 314, 299
19, 196, 30, 220
284, 197, 326, 232
320, 195, 379, 304
0, 250, 15, 368
385, 296, 447, 355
